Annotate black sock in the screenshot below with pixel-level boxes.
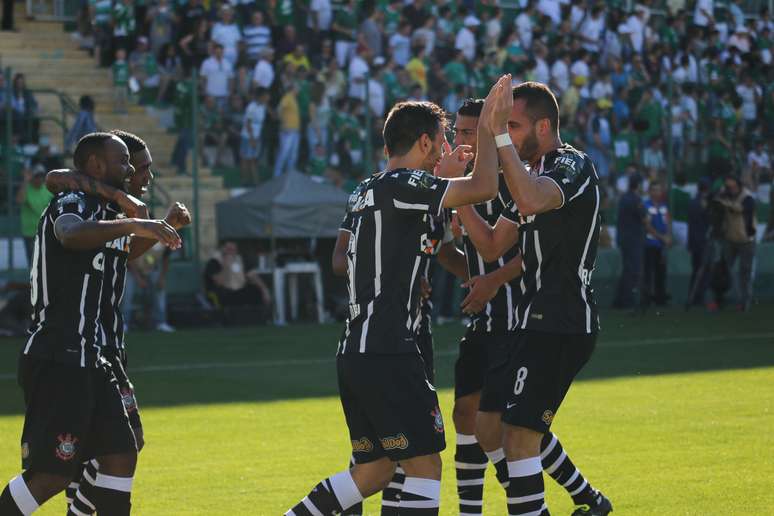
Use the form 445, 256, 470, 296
0, 475, 39, 515
89, 473, 132, 516
380, 465, 405, 515
540, 432, 596, 506
67, 459, 98, 515
398, 477, 440, 515
506, 457, 547, 516
455, 434, 487, 515
486, 448, 511, 489
286, 471, 363, 516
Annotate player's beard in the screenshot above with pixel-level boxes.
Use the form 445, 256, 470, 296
517, 125, 541, 166
422, 143, 442, 174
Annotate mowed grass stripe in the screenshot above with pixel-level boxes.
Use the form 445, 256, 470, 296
1, 331, 772, 380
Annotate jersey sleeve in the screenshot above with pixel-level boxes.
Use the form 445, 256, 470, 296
339, 212, 354, 233
390, 170, 450, 217
543, 152, 593, 209
499, 200, 521, 226
50, 191, 100, 223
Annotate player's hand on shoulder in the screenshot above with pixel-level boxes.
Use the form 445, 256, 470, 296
116, 191, 149, 219
165, 202, 192, 229
131, 219, 182, 249
436, 141, 473, 179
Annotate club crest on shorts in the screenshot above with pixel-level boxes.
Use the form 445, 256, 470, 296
55, 434, 78, 461
21, 442, 29, 460
351, 437, 374, 453
380, 433, 409, 450
431, 406, 444, 433
542, 410, 555, 425
121, 388, 137, 412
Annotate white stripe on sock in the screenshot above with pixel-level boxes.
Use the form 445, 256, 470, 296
8, 475, 39, 516
508, 457, 543, 478
83, 469, 96, 485
301, 497, 324, 516
456, 433, 479, 445
457, 478, 485, 486
76, 490, 96, 511
381, 500, 400, 507
398, 499, 440, 508
94, 473, 133, 493
540, 434, 558, 460
329, 470, 363, 510
544, 450, 567, 475
459, 498, 484, 505
387, 481, 403, 490
510, 504, 547, 516
455, 461, 487, 470
507, 492, 545, 504
402, 477, 441, 499
69, 505, 91, 516
562, 469, 580, 488
485, 448, 506, 464
569, 479, 589, 496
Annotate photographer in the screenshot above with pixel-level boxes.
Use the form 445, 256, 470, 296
714, 175, 757, 311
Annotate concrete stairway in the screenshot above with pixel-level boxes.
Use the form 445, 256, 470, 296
0, 11, 228, 259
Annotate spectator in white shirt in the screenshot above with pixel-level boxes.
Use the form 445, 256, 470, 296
243, 11, 272, 63
240, 88, 269, 186
591, 71, 614, 100
619, 6, 648, 53
389, 22, 412, 66
579, 6, 606, 52
211, 5, 242, 65
693, 0, 714, 29
570, 50, 591, 85
252, 47, 275, 90
347, 46, 370, 100
551, 50, 571, 93
514, 4, 534, 49
455, 17, 477, 62
537, 0, 562, 26
200, 44, 234, 109
308, 0, 333, 33
736, 75, 761, 123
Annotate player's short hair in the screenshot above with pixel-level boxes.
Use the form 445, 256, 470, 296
73, 132, 114, 171
457, 98, 484, 118
511, 81, 560, 132
383, 101, 447, 157
110, 129, 147, 154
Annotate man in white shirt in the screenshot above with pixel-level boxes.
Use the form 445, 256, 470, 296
693, 0, 714, 29
200, 44, 234, 109
579, 6, 606, 51
211, 5, 242, 65
243, 11, 273, 63
455, 18, 477, 61
619, 6, 648, 53
308, 0, 332, 32
537, 0, 562, 25
240, 88, 268, 185
252, 48, 275, 90
347, 46, 370, 100
514, 3, 534, 48
388, 22, 412, 66
736, 75, 761, 123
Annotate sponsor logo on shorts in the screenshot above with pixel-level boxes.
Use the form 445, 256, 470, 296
542, 410, 554, 425
21, 442, 29, 460
380, 433, 409, 450
55, 434, 78, 461
351, 437, 374, 453
431, 406, 444, 433
121, 388, 137, 412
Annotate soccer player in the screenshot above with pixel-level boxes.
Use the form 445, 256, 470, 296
286, 76, 512, 516
43, 129, 191, 515
0, 133, 180, 515
448, 82, 612, 515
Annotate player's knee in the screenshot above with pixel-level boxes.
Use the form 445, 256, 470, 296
24, 470, 71, 502
503, 425, 544, 460
401, 453, 442, 480
474, 412, 503, 451
96, 451, 138, 477
452, 396, 478, 433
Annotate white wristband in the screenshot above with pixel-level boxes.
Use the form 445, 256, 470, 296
495, 133, 512, 148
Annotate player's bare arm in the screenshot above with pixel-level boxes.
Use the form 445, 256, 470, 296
456, 204, 519, 262
461, 254, 523, 315
45, 169, 148, 219
488, 88, 563, 216
332, 229, 350, 276
438, 76, 512, 208
54, 216, 181, 251
437, 241, 468, 279
129, 202, 191, 260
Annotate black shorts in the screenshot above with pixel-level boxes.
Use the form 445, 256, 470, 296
103, 349, 142, 431
18, 356, 137, 476
337, 353, 446, 464
497, 331, 596, 433
415, 333, 435, 384
454, 328, 512, 407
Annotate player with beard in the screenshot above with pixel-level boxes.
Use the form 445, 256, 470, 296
43, 130, 191, 515
444, 82, 612, 515
0, 133, 180, 516
286, 77, 512, 516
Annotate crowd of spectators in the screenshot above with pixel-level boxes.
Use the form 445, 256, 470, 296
72, 0, 773, 200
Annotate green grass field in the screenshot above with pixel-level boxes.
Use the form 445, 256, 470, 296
1, 305, 773, 515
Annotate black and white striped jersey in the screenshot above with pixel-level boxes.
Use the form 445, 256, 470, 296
100, 203, 131, 353
416, 209, 453, 337
460, 173, 521, 333
24, 191, 107, 368
500, 144, 601, 335
337, 168, 450, 355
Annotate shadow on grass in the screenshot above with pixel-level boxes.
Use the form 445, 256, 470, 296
0, 305, 772, 415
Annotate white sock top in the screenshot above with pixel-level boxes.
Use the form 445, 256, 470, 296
9, 475, 39, 516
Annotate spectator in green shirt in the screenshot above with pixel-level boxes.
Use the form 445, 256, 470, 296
442, 51, 468, 88
15, 165, 53, 264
